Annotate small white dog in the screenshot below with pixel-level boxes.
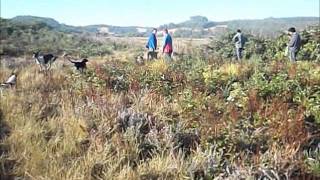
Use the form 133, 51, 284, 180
1, 72, 17, 88
0, 72, 17, 96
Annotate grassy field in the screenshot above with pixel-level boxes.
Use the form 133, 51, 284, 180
0, 40, 320, 180
94, 36, 209, 57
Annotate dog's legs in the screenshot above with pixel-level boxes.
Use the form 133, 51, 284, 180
40, 64, 46, 72
47, 63, 51, 71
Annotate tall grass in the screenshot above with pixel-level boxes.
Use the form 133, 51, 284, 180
0, 54, 319, 179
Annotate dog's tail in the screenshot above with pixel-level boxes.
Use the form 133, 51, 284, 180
53, 56, 58, 62
63, 54, 76, 63
67, 58, 76, 64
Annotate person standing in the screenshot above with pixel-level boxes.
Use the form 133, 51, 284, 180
287, 27, 301, 62
146, 28, 158, 60
232, 29, 246, 61
162, 29, 173, 61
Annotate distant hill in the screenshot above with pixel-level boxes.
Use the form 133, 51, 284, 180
0, 17, 115, 56
11, 16, 60, 27
219, 17, 320, 37
10, 16, 84, 33
9, 16, 152, 36
84, 24, 152, 36
2, 15, 319, 38
159, 16, 217, 29
160, 16, 319, 38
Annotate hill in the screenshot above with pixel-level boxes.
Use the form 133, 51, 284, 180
160, 16, 319, 38
220, 17, 320, 37
4, 15, 319, 38
10, 16, 152, 36
10, 16, 85, 33
0, 17, 115, 56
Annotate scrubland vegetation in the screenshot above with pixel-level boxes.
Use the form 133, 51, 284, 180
0, 19, 319, 179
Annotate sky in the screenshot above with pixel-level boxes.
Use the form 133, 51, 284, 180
1, 0, 319, 27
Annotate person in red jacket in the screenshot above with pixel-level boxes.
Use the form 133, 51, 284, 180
162, 29, 173, 61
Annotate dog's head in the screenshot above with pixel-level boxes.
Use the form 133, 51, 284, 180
32, 51, 40, 58
135, 56, 144, 65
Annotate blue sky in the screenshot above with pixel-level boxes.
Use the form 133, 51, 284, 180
1, 0, 319, 26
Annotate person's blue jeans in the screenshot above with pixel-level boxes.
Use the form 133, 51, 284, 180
236, 48, 243, 61
289, 48, 298, 62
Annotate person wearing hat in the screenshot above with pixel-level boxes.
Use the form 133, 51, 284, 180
287, 27, 301, 62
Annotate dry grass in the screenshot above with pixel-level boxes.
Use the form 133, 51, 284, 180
0, 54, 319, 179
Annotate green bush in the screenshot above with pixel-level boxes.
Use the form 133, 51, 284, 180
0, 20, 113, 57
206, 27, 319, 62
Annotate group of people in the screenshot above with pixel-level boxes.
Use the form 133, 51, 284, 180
231, 27, 301, 62
146, 28, 173, 61
146, 27, 301, 63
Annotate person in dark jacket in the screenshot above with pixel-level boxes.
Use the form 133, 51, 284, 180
287, 27, 301, 62
146, 28, 158, 60
232, 29, 246, 61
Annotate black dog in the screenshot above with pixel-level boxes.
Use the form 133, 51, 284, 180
63, 54, 89, 72
70, 59, 89, 72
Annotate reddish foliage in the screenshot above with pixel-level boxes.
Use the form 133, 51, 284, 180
288, 64, 297, 80
247, 89, 261, 114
